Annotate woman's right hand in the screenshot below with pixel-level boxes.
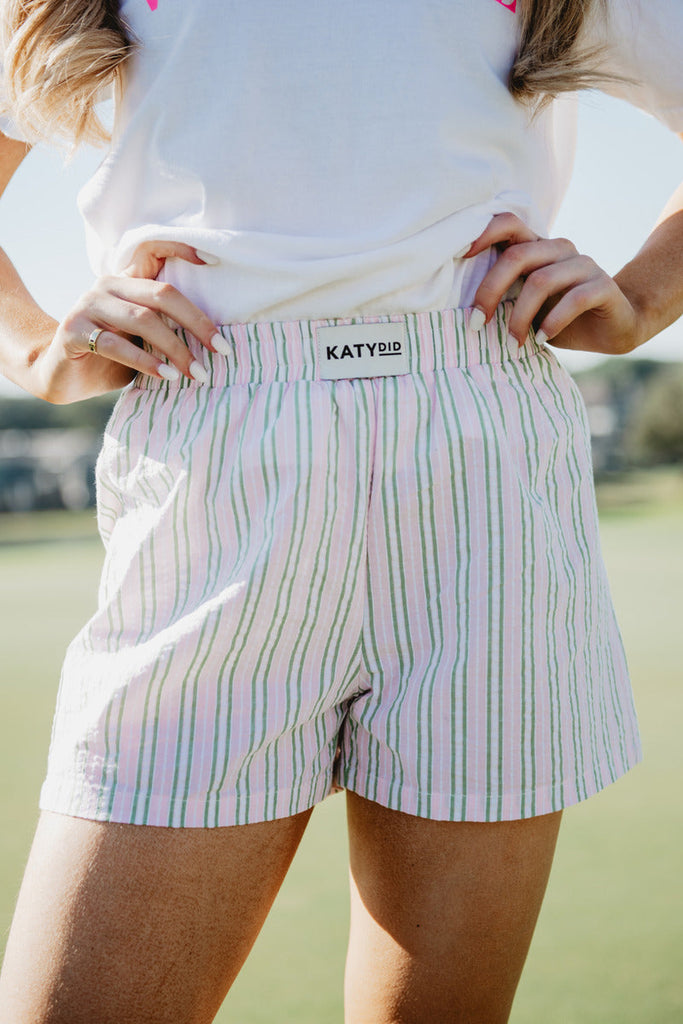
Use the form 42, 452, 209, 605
34, 241, 225, 404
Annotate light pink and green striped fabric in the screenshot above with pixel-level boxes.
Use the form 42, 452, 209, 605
40, 305, 641, 827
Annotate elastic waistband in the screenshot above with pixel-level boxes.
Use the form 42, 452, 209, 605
136, 302, 544, 390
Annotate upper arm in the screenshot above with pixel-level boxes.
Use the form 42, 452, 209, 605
0, 130, 31, 200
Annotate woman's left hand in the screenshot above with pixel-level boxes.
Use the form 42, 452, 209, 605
465, 212, 646, 354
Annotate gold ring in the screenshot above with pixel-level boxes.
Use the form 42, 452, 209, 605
88, 327, 105, 354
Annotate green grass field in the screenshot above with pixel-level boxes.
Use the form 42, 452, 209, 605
0, 477, 682, 1022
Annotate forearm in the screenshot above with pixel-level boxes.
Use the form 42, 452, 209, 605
613, 182, 683, 347
0, 247, 58, 397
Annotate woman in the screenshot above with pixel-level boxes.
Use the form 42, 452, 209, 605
0, 1, 681, 1021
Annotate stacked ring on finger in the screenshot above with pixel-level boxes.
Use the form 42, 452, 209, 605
88, 327, 105, 354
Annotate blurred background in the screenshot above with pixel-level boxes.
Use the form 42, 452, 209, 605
0, 92, 682, 1021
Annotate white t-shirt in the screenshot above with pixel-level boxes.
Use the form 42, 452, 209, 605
2, 0, 683, 324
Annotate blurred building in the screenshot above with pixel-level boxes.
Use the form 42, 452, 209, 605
0, 428, 99, 512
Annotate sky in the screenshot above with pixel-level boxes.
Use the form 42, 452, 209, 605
0, 90, 682, 397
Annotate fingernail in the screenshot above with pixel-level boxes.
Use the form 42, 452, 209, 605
189, 360, 209, 384
158, 363, 180, 381
211, 332, 231, 355
469, 308, 487, 333
535, 329, 548, 345
195, 249, 220, 266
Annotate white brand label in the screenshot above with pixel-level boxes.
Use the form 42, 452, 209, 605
317, 322, 409, 380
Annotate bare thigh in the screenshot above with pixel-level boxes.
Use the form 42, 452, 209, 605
0, 808, 312, 1024
344, 792, 561, 1024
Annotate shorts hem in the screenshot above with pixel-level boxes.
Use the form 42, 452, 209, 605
339, 749, 643, 822
38, 768, 337, 828
39, 748, 642, 827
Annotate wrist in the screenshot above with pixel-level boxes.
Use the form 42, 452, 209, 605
13, 319, 60, 401
613, 268, 661, 350
614, 210, 683, 348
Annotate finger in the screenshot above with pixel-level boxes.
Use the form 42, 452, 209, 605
88, 295, 210, 381
464, 212, 539, 260
507, 255, 601, 344
83, 329, 184, 382
535, 280, 619, 348
473, 238, 578, 324
64, 295, 205, 381
105, 276, 226, 359
120, 241, 209, 279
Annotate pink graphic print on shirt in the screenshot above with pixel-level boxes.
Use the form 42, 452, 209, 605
145, 0, 158, 9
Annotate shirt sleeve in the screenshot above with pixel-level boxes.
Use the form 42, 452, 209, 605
584, 0, 683, 131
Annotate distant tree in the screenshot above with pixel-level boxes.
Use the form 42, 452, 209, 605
573, 357, 664, 394
0, 394, 117, 433
625, 364, 683, 466
573, 357, 670, 473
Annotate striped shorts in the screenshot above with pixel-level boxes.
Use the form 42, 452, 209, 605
40, 304, 641, 827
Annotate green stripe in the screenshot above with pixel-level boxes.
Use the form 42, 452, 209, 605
131, 386, 208, 821
432, 351, 472, 819
283, 384, 353, 815
173, 610, 223, 826
101, 386, 165, 817
199, 393, 232, 602
203, 389, 263, 825
501, 352, 546, 816
411, 368, 445, 817
535, 353, 600, 793
561, 366, 629, 773
378, 374, 415, 808
458, 367, 505, 821
207, 383, 287, 824
245, 378, 312, 819
302, 380, 373, 793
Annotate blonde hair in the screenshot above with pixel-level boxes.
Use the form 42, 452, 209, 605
511, 0, 614, 104
0, 0, 132, 146
1, 0, 616, 147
